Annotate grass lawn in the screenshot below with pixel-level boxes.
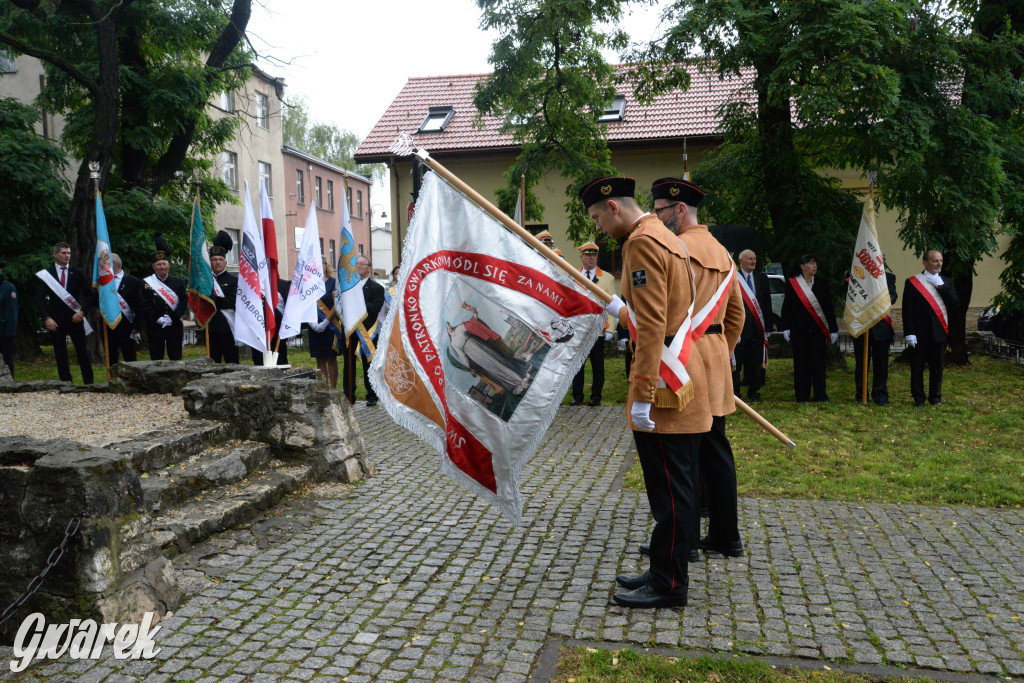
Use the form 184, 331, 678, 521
555, 646, 939, 682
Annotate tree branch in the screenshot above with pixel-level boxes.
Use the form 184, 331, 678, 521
0, 31, 99, 95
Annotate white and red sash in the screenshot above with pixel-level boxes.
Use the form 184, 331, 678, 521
35, 269, 93, 335
737, 272, 768, 363
692, 262, 736, 340
789, 276, 830, 336
116, 291, 135, 324
625, 297, 696, 395
144, 274, 180, 309
909, 273, 948, 335
210, 277, 236, 333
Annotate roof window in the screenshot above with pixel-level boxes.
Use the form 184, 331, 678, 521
418, 106, 455, 134
598, 95, 626, 123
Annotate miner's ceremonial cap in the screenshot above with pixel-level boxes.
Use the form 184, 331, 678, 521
650, 177, 705, 206
579, 176, 635, 209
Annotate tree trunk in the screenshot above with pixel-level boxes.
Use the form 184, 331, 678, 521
947, 267, 974, 365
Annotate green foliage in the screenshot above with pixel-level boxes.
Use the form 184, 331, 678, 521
283, 97, 383, 183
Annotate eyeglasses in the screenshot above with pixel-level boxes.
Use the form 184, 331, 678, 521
654, 203, 681, 216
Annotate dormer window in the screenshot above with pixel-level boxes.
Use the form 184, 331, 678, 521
418, 106, 455, 134
598, 95, 626, 123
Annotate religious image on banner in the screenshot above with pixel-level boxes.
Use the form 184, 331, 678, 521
441, 282, 553, 422
369, 170, 606, 525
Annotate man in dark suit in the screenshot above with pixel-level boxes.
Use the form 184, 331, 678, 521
903, 250, 959, 406
34, 241, 94, 384
732, 249, 773, 402
108, 253, 147, 363
207, 231, 239, 364
0, 260, 18, 378
141, 234, 188, 361
343, 255, 385, 406
853, 271, 898, 406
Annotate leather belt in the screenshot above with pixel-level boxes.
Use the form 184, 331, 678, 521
705, 324, 723, 334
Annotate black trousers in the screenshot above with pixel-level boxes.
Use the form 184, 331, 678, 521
911, 341, 945, 404
634, 430, 699, 598
698, 416, 740, 545
791, 331, 828, 402
147, 323, 183, 361
210, 331, 239, 364
853, 334, 891, 404
50, 322, 93, 384
572, 338, 605, 402
108, 321, 137, 363
732, 334, 766, 397
1, 335, 15, 378
343, 337, 377, 404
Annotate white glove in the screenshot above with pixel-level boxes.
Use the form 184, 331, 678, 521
157, 315, 172, 328
605, 295, 624, 319
783, 330, 791, 342
630, 401, 656, 432
925, 272, 943, 286
830, 332, 839, 344
618, 338, 628, 352
312, 319, 329, 333
604, 331, 613, 341
130, 330, 141, 343
905, 334, 917, 347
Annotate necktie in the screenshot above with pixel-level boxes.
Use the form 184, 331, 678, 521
746, 272, 753, 291
60, 267, 66, 288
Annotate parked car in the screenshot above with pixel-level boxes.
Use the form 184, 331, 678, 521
767, 273, 785, 330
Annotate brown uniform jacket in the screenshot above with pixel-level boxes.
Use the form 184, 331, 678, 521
678, 224, 745, 417
617, 214, 712, 435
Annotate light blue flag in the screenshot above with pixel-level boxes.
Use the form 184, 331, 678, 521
93, 191, 122, 328
335, 183, 367, 336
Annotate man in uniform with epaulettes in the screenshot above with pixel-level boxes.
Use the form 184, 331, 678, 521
208, 230, 239, 364
583, 175, 711, 609
652, 177, 746, 560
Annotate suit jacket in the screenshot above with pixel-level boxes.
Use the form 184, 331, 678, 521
781, 275, 838, 339
142, 273, 188, 330
903, 272, 959, 344
0, 279, 17, 337
34, 264, 93, 326
361, 278, 386, 332
580, 267, 616, 332
111, 272, 147, 331
679, 224, 745, 417
616, 214, 711, 435
208, 270, 238, 337
869, 273, 899, 341
738, 270, 773, 341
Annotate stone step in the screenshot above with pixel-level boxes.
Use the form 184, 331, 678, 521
140, 441, 272, 514
121, 463, 313, 573
102, 420, 231, 473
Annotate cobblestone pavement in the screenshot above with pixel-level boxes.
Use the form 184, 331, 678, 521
5, 405, 1024, 681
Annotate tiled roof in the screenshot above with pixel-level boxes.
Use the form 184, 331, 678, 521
355, 64, 756, 163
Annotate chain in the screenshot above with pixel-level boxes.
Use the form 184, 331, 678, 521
0, 515, 82, 629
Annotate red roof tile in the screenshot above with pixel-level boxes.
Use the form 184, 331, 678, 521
355, 65, 756, 162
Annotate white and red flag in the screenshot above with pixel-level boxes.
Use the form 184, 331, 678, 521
843, 194, 891, 337
259, 181, 280, 340
279, 203, 326, 339
369, 171, 606, 525
234, 180, 267, 353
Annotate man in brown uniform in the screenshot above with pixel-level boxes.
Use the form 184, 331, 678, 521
583, 176, 711, 609
653, 177, 746, 559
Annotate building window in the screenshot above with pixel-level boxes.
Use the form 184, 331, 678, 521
347, 188, 352, 214
295, 170, 304, 204
258, 161, 272, 197
319, 238, 324, 257
255, 91, 269, 129
358, 244, 364, 256
417, 105, 454, 134
0, 50, 17, 74
217, 91, 234, 112
221, 151, 238, 190
327, 180, 334, 211
294, 226, 304, 250
329, 239, 336, 266
315, 177, 323, 209
225, 228, 241, 267
598, 95, 626, 123
356, 190, 363, 218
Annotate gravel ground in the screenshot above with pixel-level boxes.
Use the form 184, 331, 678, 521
0, 391, 187, 445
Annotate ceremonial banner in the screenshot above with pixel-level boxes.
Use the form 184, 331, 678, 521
92, 191, 121, 328
369, 171, 606, 524
259, 181, 280, 339
280, 204, 326, 339
843, 195, 891, 337
335, 183, 366, 336
186, 197, 217, 328
234, 180, 268, 352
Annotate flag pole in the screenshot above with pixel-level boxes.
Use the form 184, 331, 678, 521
90, 162, 111, 381
735, 396, 796, 448
860, 173, 877, 405
519, 174, 526, 227
192, 182, 211, 358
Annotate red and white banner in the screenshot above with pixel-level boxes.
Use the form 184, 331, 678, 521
369, 171, 606, 525
843, 195, 891, 337
259, 181, 279, 339
234, 180, 267, 353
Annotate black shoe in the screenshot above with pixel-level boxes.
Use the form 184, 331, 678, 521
914, 400, 925, 407
699, 536, 744, 557
930, 400, 942, 406
616, 570, 650, 590
874, 400, 889, 407
639, 543, 650, 556
366, 399, 378, 407
569, 399, 582, 406
748, 392, 761, 402
613, 583, 687, 608
638, 543, 698, 562
588, 398, 601, 406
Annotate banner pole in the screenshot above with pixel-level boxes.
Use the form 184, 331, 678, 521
861, 326, 870, 404
734, 396, 796, 448
413, 150, 612, 304
103, 323, 111, 381
519, 174, 526, 227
